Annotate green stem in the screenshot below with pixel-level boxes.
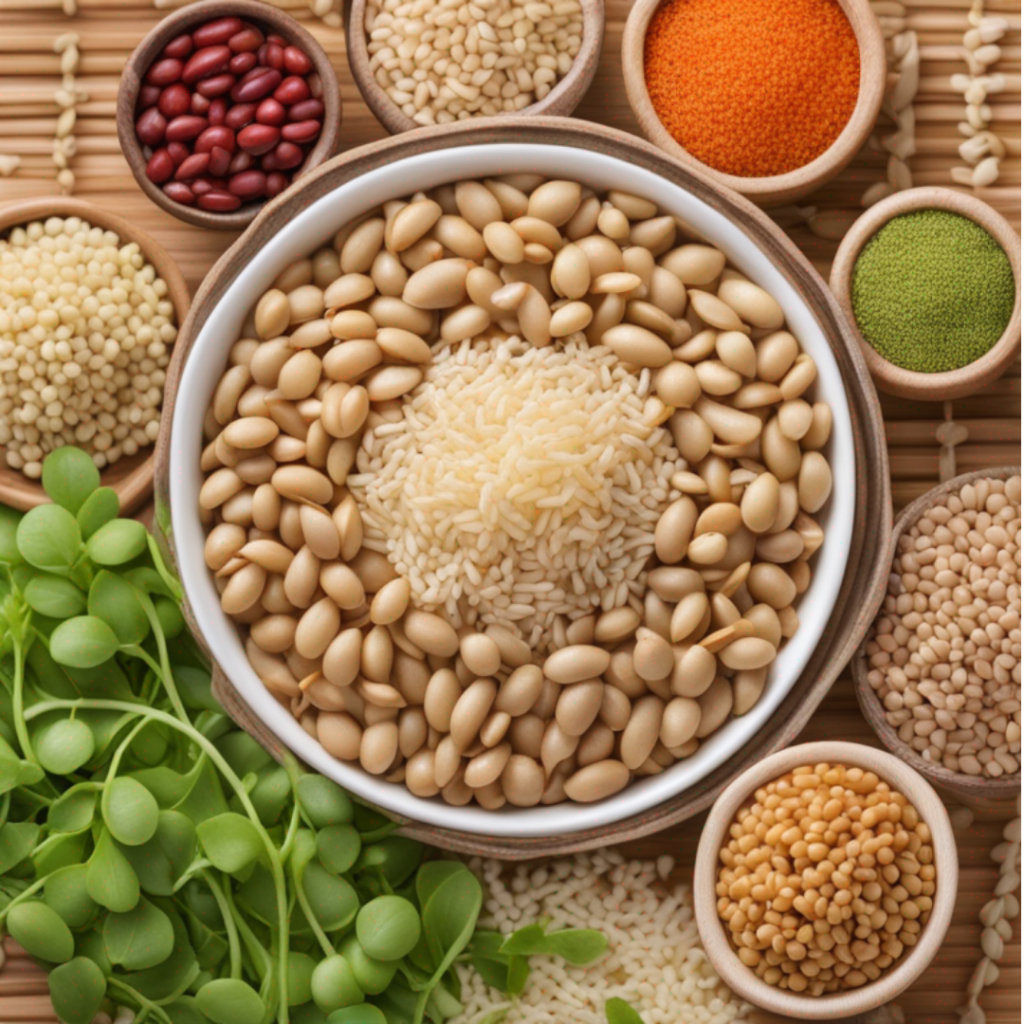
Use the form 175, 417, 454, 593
135, 591, 188, 724
26, 698, 291, 1024
0, 874, 47, 928
200, 869, 243, 980
292, 867, 335, 959
107, 978, 174, 1024
279, 801, 301, 863
10, 633, 36, 766
224, 881, 272, 979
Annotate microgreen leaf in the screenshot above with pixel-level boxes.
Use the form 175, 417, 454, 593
85, 519, 148, 566
48, 956, 107, 1024
86, 828, 140, 912
35, 718, 96, 775
297, 775, 354, 829
16, 504, 81, 573
196, 812, 263, 874
42, 448, 100, 515
88, 571, 149, 646
7, 899, 76, 963
197, 978, 266, 1024
44, 864, 99, 930
498, 925, 608, 965
605, 997, 645, 1024
0, 821, 41, 873
24, 575, 87, 619
49, 787, 98, 834
326, 1008, 387, 1024
76, 487, 120, 540
49, 616, 120, 669
119, 811, 196, 897
0, 504, 23, 565
103, 776, 160, 846
103, 896, 175, 970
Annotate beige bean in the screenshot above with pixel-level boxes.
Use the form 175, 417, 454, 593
718, 276, 784, 330
368, 296, 435, 336
479, 710, 511, 748
401, 258, 470, 309
689, 290, 748, 332
671, 592, 710, 644
255, 289, 290, 339
375, 327, 432, 364
236, 453, 276, 485
214, 365, 252, 424
733, 382, 784, 409
741, 473, 781, 534
594, 607, 642, 645
551, 242, 592, 300
388, 199, 443, 252
370, 577, 411, 625
360, 625, 394, 684
544, 645, 612, 684
592, 271, 642, 295
597, 685, 630, 732
449, 679, 497, 752
200, 468, 244, 509
744, 604, 781, 647
295, 597, 340, 659
716, 331, 757, 378
655, 496, 698, 564
238, 539, 294, 574
687, 532, 728, 565
794, 512, 824, 559
755, 530, 804, 564
322, 627, 363, 688
518, 285, 552, 347
661, 696, 702, 748
648, 566, 704, 603
732, 668, 768, 716
556, 680, 604, 736
654, 362, 701, 408
670, 410, 714, 464
283, 546, 320, 609
341, 218, 386, 272
671, 643, 717, 698
205, 523, 246, 570
626, 299, 677, 339
501, 754, 545, 807
289, 319, 332, 351
360, 721, 399, 775
365, 366, 423, 402
756, 331, 799, 382
720, 636, 776, 670
802, 402, 832, 450
405, 749, 440, 797
319, 563, 366, 610
779, 354, 817, 400
441, 304, 492, 344
777, 399, 814, 441
495, 664, 544, 717
483, 221, 526, 264
327, 438, 358, 485
540, 719, 579, 774
249, 613, 296, 654
633, 633, 674, 681
431, 215, 487, 260
746, 562, 798, 609
761, 417, 802, 482
459, 633, 502, 678
620, 696, 665, 770
549, 301, 593, 337
629, 215, 676, 254
798, 452, 833, 513
318, 712, 362, 761
323, 340, 383, 382
585, 293, 626, 346
330, 309, 379, 339
299, 504, 340, 560
647, 266, 688, 318
528, 180, 582, 225
660, 244, 726, 285
694, 360, 742, 396
333, 496, 364, 562
423, 668, 461, 733
769, 480, 800, 534
602, 323, 672, 368
271, 465, 333, 504
695, 676, 733, 737
563, 760, 630, 803
484, 624, 532, 668
404, 610, 460, 657
464, 743, 512, 788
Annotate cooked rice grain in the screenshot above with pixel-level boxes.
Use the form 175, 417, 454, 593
350, 336, 686, 651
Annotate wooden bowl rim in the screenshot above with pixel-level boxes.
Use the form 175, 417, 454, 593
829, 186, 1023, 402
850, 465, 1022, 800
154, 116, 893, 857
345, 0, 605, 134
693, 740, 958, 1018
116, 0, 341, 231
620, 0, 886, 205
0, 196, 190, 514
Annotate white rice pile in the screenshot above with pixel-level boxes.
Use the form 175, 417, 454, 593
349, 336, 685, 651
451, 849, 751, 1024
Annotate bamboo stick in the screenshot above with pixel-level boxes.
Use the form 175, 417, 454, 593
0, 136, 120, 153
907, 11, 1021, 30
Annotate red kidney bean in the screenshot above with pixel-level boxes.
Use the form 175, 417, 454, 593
263, 43, 285, 70
281, 119, 321, 144
196, 73, 236, 98
224, 102, 257, 130
229, 51, 257, 75
136, 108, 167, 147
138, 84, 162, 109
175, 151, 210, 180
273, 75, 309, 105
162, 33, 194, 61
162, 181, 195, 204
191, 177, 215, 196
146, 58, 183, 87
282, 46, 312, 75
231, 68, 281, 103
308, 74, 323, 99
260, 151, 279, 172
193, 17, 244, 47
265, 172, 288, 198
228, 150, 254, 174
145, 148, 175, 184
228, 169, 266, 198
165, 114, 208, 142
267, 34, 287, 46
255, 98, 286, 126
190, 91, 212, 115
195, 125, 236, 154
182, 45, 232, 85
272, 141, 304, 170
228, 25, 264, 53
287, 98, 324, 121
238, 123, 280, 155
158, 83, 191, 119
208, 145, 233, 178
199, 191, 243, 212
167, 141, 190, 166
208, 98, 228, 125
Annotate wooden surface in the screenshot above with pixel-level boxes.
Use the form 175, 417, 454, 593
0, 0, 1020, 1021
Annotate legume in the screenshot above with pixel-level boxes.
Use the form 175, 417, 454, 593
200, 175, 834, 807
364, 0, 583, 125
865, 475, 1021, 778
717, 761, 935, 995
0, 215, 175, 477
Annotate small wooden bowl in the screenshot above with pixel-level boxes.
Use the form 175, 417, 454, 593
830, 187, 1022, 402
621, 0, 886, 207
346, 0, 604, 134
694, 741, 958, 1019
0, 197, 190, 514
851, 466, 1022, 804
117, 0, 341, 231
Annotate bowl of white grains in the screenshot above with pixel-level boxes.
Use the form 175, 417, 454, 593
0, 197, 188, 513
694, 741, 958, 1019
165, 125, 858, 841
853, 467, 1021, 802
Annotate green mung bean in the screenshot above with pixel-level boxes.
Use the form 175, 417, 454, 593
852, 209, 1016, 373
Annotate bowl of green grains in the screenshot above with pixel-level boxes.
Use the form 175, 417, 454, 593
831, 186, 1020, 402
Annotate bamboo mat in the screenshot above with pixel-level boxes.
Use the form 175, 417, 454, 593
0, 0, 1020, 1021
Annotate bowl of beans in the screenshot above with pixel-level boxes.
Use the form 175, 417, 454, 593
346, 0, 604, 132
830, 187, 1021, 402
117, 0, 341, 229
693, 741, 957, 1018
620, 0, 887, 206
161, 122, 865, 845
0, 196, 188, 513
853, 468, 1021, 802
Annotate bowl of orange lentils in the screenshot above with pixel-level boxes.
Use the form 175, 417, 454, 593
621, 0, 887, 207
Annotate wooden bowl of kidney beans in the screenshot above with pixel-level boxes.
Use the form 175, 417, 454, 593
118, 0, 341, 229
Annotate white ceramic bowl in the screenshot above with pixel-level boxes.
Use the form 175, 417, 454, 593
169, 144, 856, 838
693, 741, 958, 1019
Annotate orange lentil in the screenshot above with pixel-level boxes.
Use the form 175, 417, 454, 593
643, 0, 860, 178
